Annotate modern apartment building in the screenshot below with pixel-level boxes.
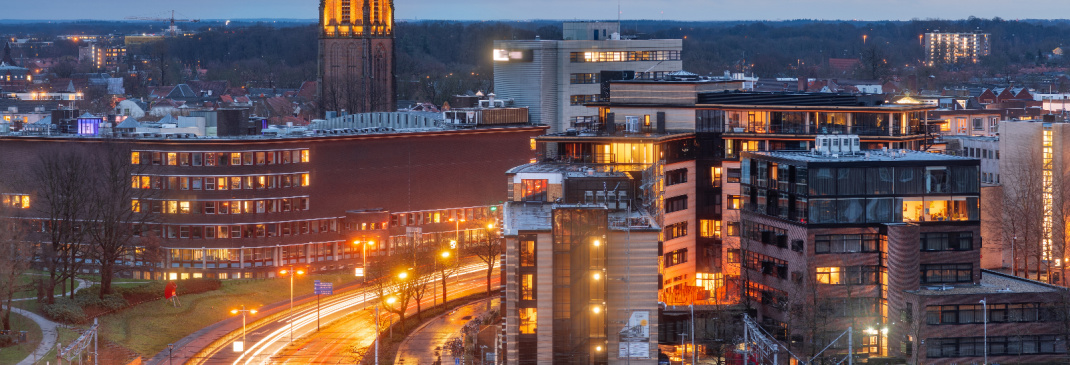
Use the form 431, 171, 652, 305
493, 22, 682, 134
738, 148, 1068, 364
925, 31, 991, 65
0, 118, 546, 280
500, 163, 660, 365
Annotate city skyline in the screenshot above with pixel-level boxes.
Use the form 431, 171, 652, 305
4, 0, 1070, 22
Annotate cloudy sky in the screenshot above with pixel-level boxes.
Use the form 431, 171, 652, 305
4, 0, 1070, 21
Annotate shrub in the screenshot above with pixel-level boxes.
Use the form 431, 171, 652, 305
43, 298, 87, 324
0, 332, 15, 347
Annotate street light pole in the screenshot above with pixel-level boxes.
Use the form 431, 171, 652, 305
231, 305, 257, 352
981, 298, 988, 365
280, 265, 304, 343
167, 343, 174, 365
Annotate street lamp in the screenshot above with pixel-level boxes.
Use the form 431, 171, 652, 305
279, 266, 305, 343
480, 345, 488, 365
436, 250, 452, 308
230, 305, 258, 352
980, 298, 988, 365
167, 343, 174, 365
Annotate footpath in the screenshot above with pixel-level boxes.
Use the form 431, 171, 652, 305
8, 277, 91, 365
394, 298, 498, 365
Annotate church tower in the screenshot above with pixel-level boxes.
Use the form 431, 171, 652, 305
318, 0, 396, 115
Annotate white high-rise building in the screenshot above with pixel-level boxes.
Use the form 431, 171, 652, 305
493, 22, 682, 134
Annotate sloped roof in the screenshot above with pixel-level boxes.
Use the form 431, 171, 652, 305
115, 117, 140, 129
166, 84, 198, 99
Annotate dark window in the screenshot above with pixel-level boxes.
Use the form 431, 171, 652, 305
727, 168, 741, 183
666, 168, 688, 186
814, 234, 882, 254
921, 232, 973, 251
569, 73, 599, 84
664, 222, 687, 240
665, 195, 688, 213
921, 264, 973, 283
664, 248, 688, 267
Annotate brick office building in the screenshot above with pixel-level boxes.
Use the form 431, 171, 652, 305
0, 124, 546, 279
738, 146, 1068, 363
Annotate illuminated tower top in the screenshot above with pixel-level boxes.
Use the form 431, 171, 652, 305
321, 0, 393, 38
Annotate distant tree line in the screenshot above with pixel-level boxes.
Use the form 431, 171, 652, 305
10, 17, 1070, 100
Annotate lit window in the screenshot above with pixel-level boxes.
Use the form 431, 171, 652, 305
521, 274, 534, 300
699, 220, 722, 238
131, 199, 140, 213
816, 267, 841, 284
167, 201, 178, 214
520, 179, 548, 202
179, 201, 190, 214
300, 149, 310, 163
231, 153, 242, 165
166, 153, 177, 166
131, 152, 141, 165
301, 173, 310, 186
518, 308, 537, 334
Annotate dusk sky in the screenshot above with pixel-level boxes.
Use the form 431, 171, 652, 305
3, 0, 1070, 21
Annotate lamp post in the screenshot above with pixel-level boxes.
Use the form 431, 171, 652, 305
437, 250, 451, 308
980, 298, 988, 365
355, 239, 376, 307
480, 345, 488, 365
167, 343, 174, 365
279, 266, 305, 343
230, 305, 258, 352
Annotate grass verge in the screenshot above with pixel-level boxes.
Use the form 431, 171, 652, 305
96, 272, 359, 358
0, 310, 44, 365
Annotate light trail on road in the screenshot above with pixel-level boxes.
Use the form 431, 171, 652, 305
195, 259, 496, 365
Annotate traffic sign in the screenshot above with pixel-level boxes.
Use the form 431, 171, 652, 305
314, 281, 334, 295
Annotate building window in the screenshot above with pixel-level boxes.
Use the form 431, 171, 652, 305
569, 73, 599, 84
130, 199, 140, 213
666, 168, 688, 186
711, 167, 722, 187
521, 274, 534, 300
726, 168, 741, 183
726, 249, 739, 263
569, 95, 600, 106
921, 232, 973, 251
921, 264, 973, 283
665, 195, 688, 213
699, 220, 722, 238
727, 195, 741, 210
518, 308, 537, 334
521, 179, 548, 202
130, 152, 141, 164
664, 221, 688, 240
726, 222, 739, 236
816, 267, 841, 284
814, 234, 882, 254
519, 236, 536, 267
664, 248, 688, 267
2, 194, 30, 209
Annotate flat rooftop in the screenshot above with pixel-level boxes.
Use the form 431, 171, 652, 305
693, 92, 933, 111
506, 162, 633, 178
746, 149, 977, 163
503, 201, 659, 235
911, 270, 1063, 296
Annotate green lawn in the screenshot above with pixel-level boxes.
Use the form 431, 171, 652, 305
11, 274, 78, 300
0, 310, 44, 365
97, 273, 360, 357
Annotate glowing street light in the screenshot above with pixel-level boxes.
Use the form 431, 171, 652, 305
279, 266, 305, 343
230, 305, 257, 352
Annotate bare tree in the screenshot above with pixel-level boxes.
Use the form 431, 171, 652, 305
0, 199, 31, 330
33, 150, 93, 304
470, 219, 502, 296
1001, 144, 1046, 280
85, 142, 159, 298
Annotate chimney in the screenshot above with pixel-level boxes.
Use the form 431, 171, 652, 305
798, 78, 808, 92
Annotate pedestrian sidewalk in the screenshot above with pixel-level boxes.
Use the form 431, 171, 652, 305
394, 298, 498, 365
9, 277, 91, 365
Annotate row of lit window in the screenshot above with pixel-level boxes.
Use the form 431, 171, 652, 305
133, 197, 310, 215
131, 149, 310, 166
132, 174, 310, 190
389, 206, 496, 227
155, 219, 341, 240
2, 194, 30, 209
569, 50, 681, 63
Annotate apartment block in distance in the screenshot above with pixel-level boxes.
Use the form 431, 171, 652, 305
493, 21, 682, 134
500, 163, 660, 365
925, 31, 991, 65
738, 143, 1068, 364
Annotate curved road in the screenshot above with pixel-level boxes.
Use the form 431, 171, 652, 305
194, 260, 498, 364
